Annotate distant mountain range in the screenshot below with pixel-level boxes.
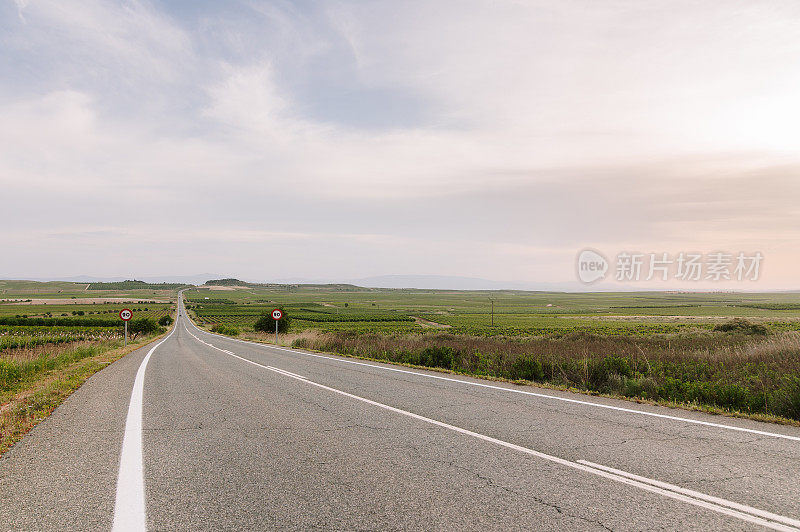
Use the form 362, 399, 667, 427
29, 274, 223, 285
22, 274, 760, 292
350, 275, 587, 291
24, 273, 592, 291
271, 275, 608, 292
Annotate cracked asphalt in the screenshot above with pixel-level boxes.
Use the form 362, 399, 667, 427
2, 308, 800, 531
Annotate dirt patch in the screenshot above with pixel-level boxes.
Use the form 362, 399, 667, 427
412, 316, 451, 329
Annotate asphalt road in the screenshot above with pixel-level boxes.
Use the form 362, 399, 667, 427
2, 298, 800, 531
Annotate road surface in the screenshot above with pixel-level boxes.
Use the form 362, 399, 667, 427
2, 298, 800, 531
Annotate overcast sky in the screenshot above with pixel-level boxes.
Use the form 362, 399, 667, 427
2, 0, 799, 289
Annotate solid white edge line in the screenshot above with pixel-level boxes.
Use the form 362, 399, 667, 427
112, 323, 176, 532
185, 318, 800, 443
183, 326, 800, 531
576, 460, 800, 529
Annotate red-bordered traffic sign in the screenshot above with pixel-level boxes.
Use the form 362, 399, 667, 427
271, 309, 283, 320
119, 308, 133, 321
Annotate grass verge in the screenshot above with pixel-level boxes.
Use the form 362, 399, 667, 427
201, 325, 800, 427
0, 330, 169, 456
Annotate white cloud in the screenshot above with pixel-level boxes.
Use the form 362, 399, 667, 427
2, 0, 800, 287
6, 0, 191, 83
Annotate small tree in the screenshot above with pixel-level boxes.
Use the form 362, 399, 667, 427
129, 318, 158, 339
158, 315, 173, 326
254, 310, 291, 334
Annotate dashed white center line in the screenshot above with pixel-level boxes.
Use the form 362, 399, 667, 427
186, 325, 800, 531
190, 320, 800, 443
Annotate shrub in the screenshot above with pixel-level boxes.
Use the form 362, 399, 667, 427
212, 324, 240, 336
589, 356, 632, 389
128, 318, 158, 339
714, 318, 768, 335
417, 346, 455, 369
511, 355, 545, 382
158, 316, 173, 326
292, 337, 310, 349
254, 310, 291, 334
0, 360, 22, 390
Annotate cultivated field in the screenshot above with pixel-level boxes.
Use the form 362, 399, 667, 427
0, 280, 178, 454
186, 282, 800, 423
185, 285, 800, 335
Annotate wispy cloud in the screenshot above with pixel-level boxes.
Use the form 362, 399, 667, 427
2, 0, 799, 287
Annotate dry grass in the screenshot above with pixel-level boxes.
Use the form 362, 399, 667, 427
0, 340, 98, 363
237, 329, 324, 347
291, 330, 800, 422
0, 331, 169, 456
721, 332, 800, 362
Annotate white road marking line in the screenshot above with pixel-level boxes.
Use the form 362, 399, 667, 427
577, 460, 800, 529
185, 329, 307, 380
184, 328, 800, 531
269, 367, 307, 380
187, 320, 800, 443
112, 326, 176, 532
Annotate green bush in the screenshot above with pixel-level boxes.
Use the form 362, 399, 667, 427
254, 310, 291, 334
128, 318, 158, 339
589, 356, 633, 389
0, 359, 22, 390
158, 315, 173, 326
212, 324, 240, 336
714, 318, 768, 335
417, 346, 455, 369
292, 337, 310, 349
511, 355, 545, 382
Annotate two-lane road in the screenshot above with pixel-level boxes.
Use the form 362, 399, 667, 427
2, 299, 800, 530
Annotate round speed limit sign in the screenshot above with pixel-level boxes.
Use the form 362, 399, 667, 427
119, 308, 133, 321
271, 309, 283, 320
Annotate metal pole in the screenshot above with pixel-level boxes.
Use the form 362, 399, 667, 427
125, 320, 128, 347
275, 318, 278, 345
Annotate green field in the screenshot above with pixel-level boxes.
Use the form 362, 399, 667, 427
4, 280, 800, 423
1, 280, 177, 384
0, 279, 182, 300
184, 283, 800, 422
0, 280, 179, 454
184, 285, 800, 336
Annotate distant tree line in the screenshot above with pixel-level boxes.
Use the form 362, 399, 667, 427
0, 317, 120, 327
87, 280, 189, 290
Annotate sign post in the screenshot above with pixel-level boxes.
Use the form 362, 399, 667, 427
271, 308, 283, 345
119, 308, 133, 346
